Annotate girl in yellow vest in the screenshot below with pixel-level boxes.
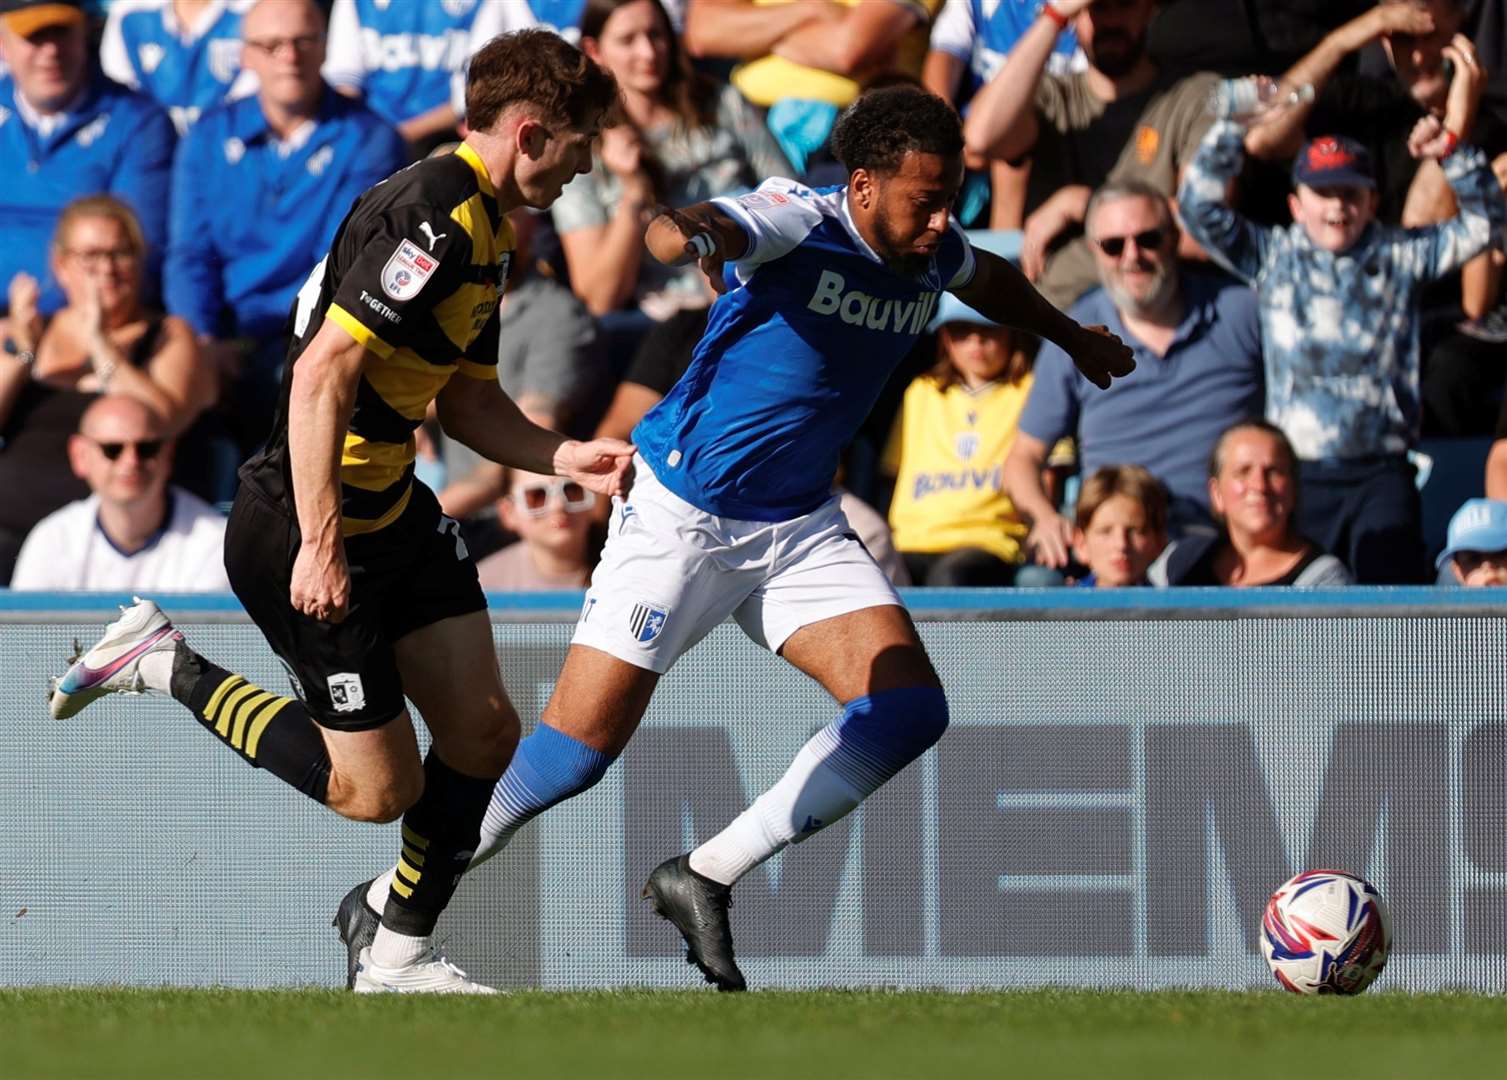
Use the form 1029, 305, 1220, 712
881, 293, 1063, 586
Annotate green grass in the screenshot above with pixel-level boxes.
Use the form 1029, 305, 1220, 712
3, 988, 1504, 1080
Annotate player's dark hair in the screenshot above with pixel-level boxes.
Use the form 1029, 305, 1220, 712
830, 86, 963, 176
466, 28, 620, 134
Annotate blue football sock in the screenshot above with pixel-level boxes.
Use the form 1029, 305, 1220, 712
471, 723, 614, 868
690, 685, 949, 884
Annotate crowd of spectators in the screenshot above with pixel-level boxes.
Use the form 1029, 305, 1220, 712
2, 0, 1506, 596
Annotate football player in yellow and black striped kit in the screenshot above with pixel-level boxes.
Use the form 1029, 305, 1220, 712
49, 30, 632, 993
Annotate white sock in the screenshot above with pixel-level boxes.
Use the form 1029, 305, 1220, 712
370, 924, 429, 968
138, 649, 175, 692
365, 869, 395, 913
689, 737, 865, 886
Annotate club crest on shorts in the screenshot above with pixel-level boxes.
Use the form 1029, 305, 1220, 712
327, 672, 366, 713
380, 239, 438, 302
629, 601, 669, 644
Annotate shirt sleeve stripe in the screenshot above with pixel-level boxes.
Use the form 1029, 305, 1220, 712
456, 357, 497, 380
327, 303, 396, 359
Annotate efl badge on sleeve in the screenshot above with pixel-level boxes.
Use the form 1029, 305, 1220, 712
629, 601, 669, 644
380, 239, 439, 302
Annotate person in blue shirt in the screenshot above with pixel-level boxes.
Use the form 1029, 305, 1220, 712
165, 0, 405, 449
1003, 178, 1264, 572
100, 0, 254, 134
333, 85, 1135, 995
0, 0, 176, 317
322, 0, 480, 154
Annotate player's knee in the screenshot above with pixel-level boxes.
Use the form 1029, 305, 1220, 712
330, 767, 424, 823
900, 684, 950, 754
434, 700, 520, 779
847, 684, 949, 763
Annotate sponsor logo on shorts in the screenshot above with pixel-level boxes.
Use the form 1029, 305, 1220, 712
629, 601, 669, 644
380, 239, 438, 302
328, 672, 366, 713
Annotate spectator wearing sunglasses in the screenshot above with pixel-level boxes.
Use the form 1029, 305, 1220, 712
10, 394, 230, 590
475, 468, 597, 591
1004, 178, 1263, 573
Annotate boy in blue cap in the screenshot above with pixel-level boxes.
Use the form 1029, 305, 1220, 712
1437, 497, 1507, 587
1178, 81, 1505, 584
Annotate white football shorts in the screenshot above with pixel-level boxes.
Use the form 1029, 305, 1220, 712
571, 457, 902, 673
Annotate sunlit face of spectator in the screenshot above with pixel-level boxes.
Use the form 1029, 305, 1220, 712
1076, 0, 1156, 80
53, 213, 144, 321
69, 398, 171, 507
1209, 427, 1298, 546
241, 0, 326, 114
583, 0, 671, 100
1451, 549, 1507, 587
1073, 493, 1164, 588
1088, 195, 1179, 318
1288, 182, 1378, 253
938, 322, 1013, 387
496, 469, 596, 562
0, 19, 88, 113
852, 150, 964, 277
1381, 0, 1464, 110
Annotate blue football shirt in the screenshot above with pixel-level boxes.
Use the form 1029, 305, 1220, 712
634, 178, 976, 522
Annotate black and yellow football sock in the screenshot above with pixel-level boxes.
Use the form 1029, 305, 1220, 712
380, 750, 497, 936
169, 645, 332, 803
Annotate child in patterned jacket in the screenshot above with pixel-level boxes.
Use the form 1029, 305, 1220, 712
1178, 77, 1504, 584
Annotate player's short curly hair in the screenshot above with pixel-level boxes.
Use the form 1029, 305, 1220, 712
830, 86, 964, 176
466, 28, 619, 134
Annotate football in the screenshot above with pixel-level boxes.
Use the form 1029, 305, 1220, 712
1260, 869, 1392, 994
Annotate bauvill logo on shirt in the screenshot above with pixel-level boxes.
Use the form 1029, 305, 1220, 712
911, 464, 1003, 500
806, 269, 938, 334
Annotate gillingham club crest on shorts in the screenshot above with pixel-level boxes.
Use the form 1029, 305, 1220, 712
380, 239, 438, 302
629, 601, 669, 644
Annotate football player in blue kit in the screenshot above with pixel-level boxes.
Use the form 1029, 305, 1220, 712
335, 84, 1135, 991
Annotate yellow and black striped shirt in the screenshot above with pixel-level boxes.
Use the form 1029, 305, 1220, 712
243, 142, 514, 535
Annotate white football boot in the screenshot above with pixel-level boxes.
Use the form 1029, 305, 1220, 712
352, 947, 500, 994
49, 597, 182, 720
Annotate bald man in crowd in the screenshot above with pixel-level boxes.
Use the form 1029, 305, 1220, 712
11, 395, 230, 590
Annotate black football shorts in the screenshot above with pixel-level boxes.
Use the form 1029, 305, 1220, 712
223, 479, 485, 731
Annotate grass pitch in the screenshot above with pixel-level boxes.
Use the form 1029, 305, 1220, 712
3, 988, 1503, 1080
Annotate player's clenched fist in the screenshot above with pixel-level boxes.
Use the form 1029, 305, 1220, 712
291, 540, 351, 624
1065, 322, 1136, 390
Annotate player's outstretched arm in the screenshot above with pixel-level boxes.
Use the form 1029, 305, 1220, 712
952, 249, 1134, 390
645, 203, 750, 292
436, 374, 634, 498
